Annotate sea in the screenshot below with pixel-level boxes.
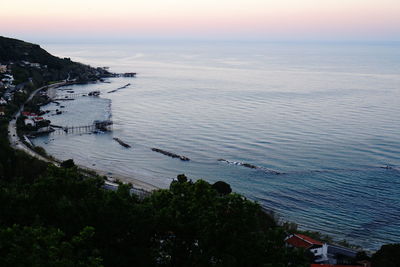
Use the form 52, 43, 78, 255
33, 41, 400, 250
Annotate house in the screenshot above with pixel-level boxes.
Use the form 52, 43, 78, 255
0, 65, 7, 73
22, 111, 37, 117
22, 112, 37, 118
1, 74, 14, 84
327, 245, 359, 265
286, 234, 362, 265
285, 234, 329, 263
30, 63, 40, 68
286, 234, 323, 249
24, 119, 35, 127
33, 117, 45, 123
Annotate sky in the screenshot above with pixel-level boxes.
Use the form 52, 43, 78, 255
1, 0, 400, 42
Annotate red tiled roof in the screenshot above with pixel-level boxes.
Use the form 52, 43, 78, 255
286, 234, 323, 249
296, 234, 323, 245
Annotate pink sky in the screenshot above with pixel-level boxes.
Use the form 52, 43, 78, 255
2, 0, 400, 41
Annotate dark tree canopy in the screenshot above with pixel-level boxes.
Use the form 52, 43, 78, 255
372, 244, 400, 267
61, 159, 75, 168
212, 180, 232, 195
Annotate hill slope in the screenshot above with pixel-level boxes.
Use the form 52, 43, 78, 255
0, 36, 109, 83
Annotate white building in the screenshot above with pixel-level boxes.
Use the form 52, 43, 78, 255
0, 65, 7, 73
24, 119, 35, 127
1, 74, 14, 84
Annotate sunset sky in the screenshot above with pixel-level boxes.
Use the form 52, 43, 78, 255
2, 0, 400, 41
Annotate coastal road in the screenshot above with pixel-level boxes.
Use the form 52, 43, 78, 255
8, 81, 66, 164
7, 80, 157, 193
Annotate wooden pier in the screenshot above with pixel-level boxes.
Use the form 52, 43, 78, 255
55, 91, 101, 100
53, 120, 113, 134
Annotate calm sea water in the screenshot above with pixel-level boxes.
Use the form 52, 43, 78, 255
34, 41, 400, 250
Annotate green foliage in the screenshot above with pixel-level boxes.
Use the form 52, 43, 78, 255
0, 225, 103, 267
212, 180, 232, 195
177, 173, 188, 183
33, 146, 47, 157
372, 244, 400, 267
0, 152, 312, 267
0, 82, 311, 267
0, 36, 111, 83
61, 159, 75, 168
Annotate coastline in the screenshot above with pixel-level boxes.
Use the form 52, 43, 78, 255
9, 80, 162, 193
8, 80, 387, 251
80, 164, 161, 192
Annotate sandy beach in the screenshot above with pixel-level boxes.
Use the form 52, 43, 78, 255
81, 164, 161, 192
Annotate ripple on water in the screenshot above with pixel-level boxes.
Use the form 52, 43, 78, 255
35, 42, 400, 250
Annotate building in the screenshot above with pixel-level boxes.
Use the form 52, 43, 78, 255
285, 234, 329, 263
0, 97, 7, 105
1, 74, 14, 85
327, 245, 359, 265
0, 65, 7, 73
30, 63, 40, 68
33, 117, 45, 123
24, 119, 35, 127
286, 234, 362, 265
22, 112, 37, 118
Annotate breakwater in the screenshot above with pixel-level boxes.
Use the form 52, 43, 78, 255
217, 159, 283, 175
113, 137, 131, 148
108, 83, 131, 94
151, 148, 190, 161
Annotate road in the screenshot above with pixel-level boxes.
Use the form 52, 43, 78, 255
8, 81, 66, 164
6, 80, 156, 193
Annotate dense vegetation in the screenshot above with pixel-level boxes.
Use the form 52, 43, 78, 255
0, 103, 313, 266
0, 150, 311, 266
1, 36, 399, 266
0, 36, 110, 84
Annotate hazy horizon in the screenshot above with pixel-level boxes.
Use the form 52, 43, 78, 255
2, 0, 400, 43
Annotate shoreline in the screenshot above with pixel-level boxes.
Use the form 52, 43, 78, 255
9, 80, 383, 251
9, 80, 162, 193
79, 164, 161, 192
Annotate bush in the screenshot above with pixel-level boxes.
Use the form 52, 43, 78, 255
61, 159, 75, 168
212, 180, 232, 195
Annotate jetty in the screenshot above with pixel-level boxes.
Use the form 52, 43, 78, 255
218, 159, 282, 175
151, 148, 190, 161
113, 138, 131, 148
108, 83, 131, 94
109, 72, 136, 78
30, 126, 56, 136
53, 120, 113, 134
55, 90, 101, 99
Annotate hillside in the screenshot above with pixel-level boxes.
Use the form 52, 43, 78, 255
0, 36, 110, 83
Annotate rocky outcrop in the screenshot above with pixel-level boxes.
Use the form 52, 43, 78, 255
218, 159, 282, 175
151, 148, 190, 161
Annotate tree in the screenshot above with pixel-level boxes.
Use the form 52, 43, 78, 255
212, 181, 232, 195
61, 159, 75, 168
372, 244, 400, 267
0, 225, 103, 267
177, 173, 188, 183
